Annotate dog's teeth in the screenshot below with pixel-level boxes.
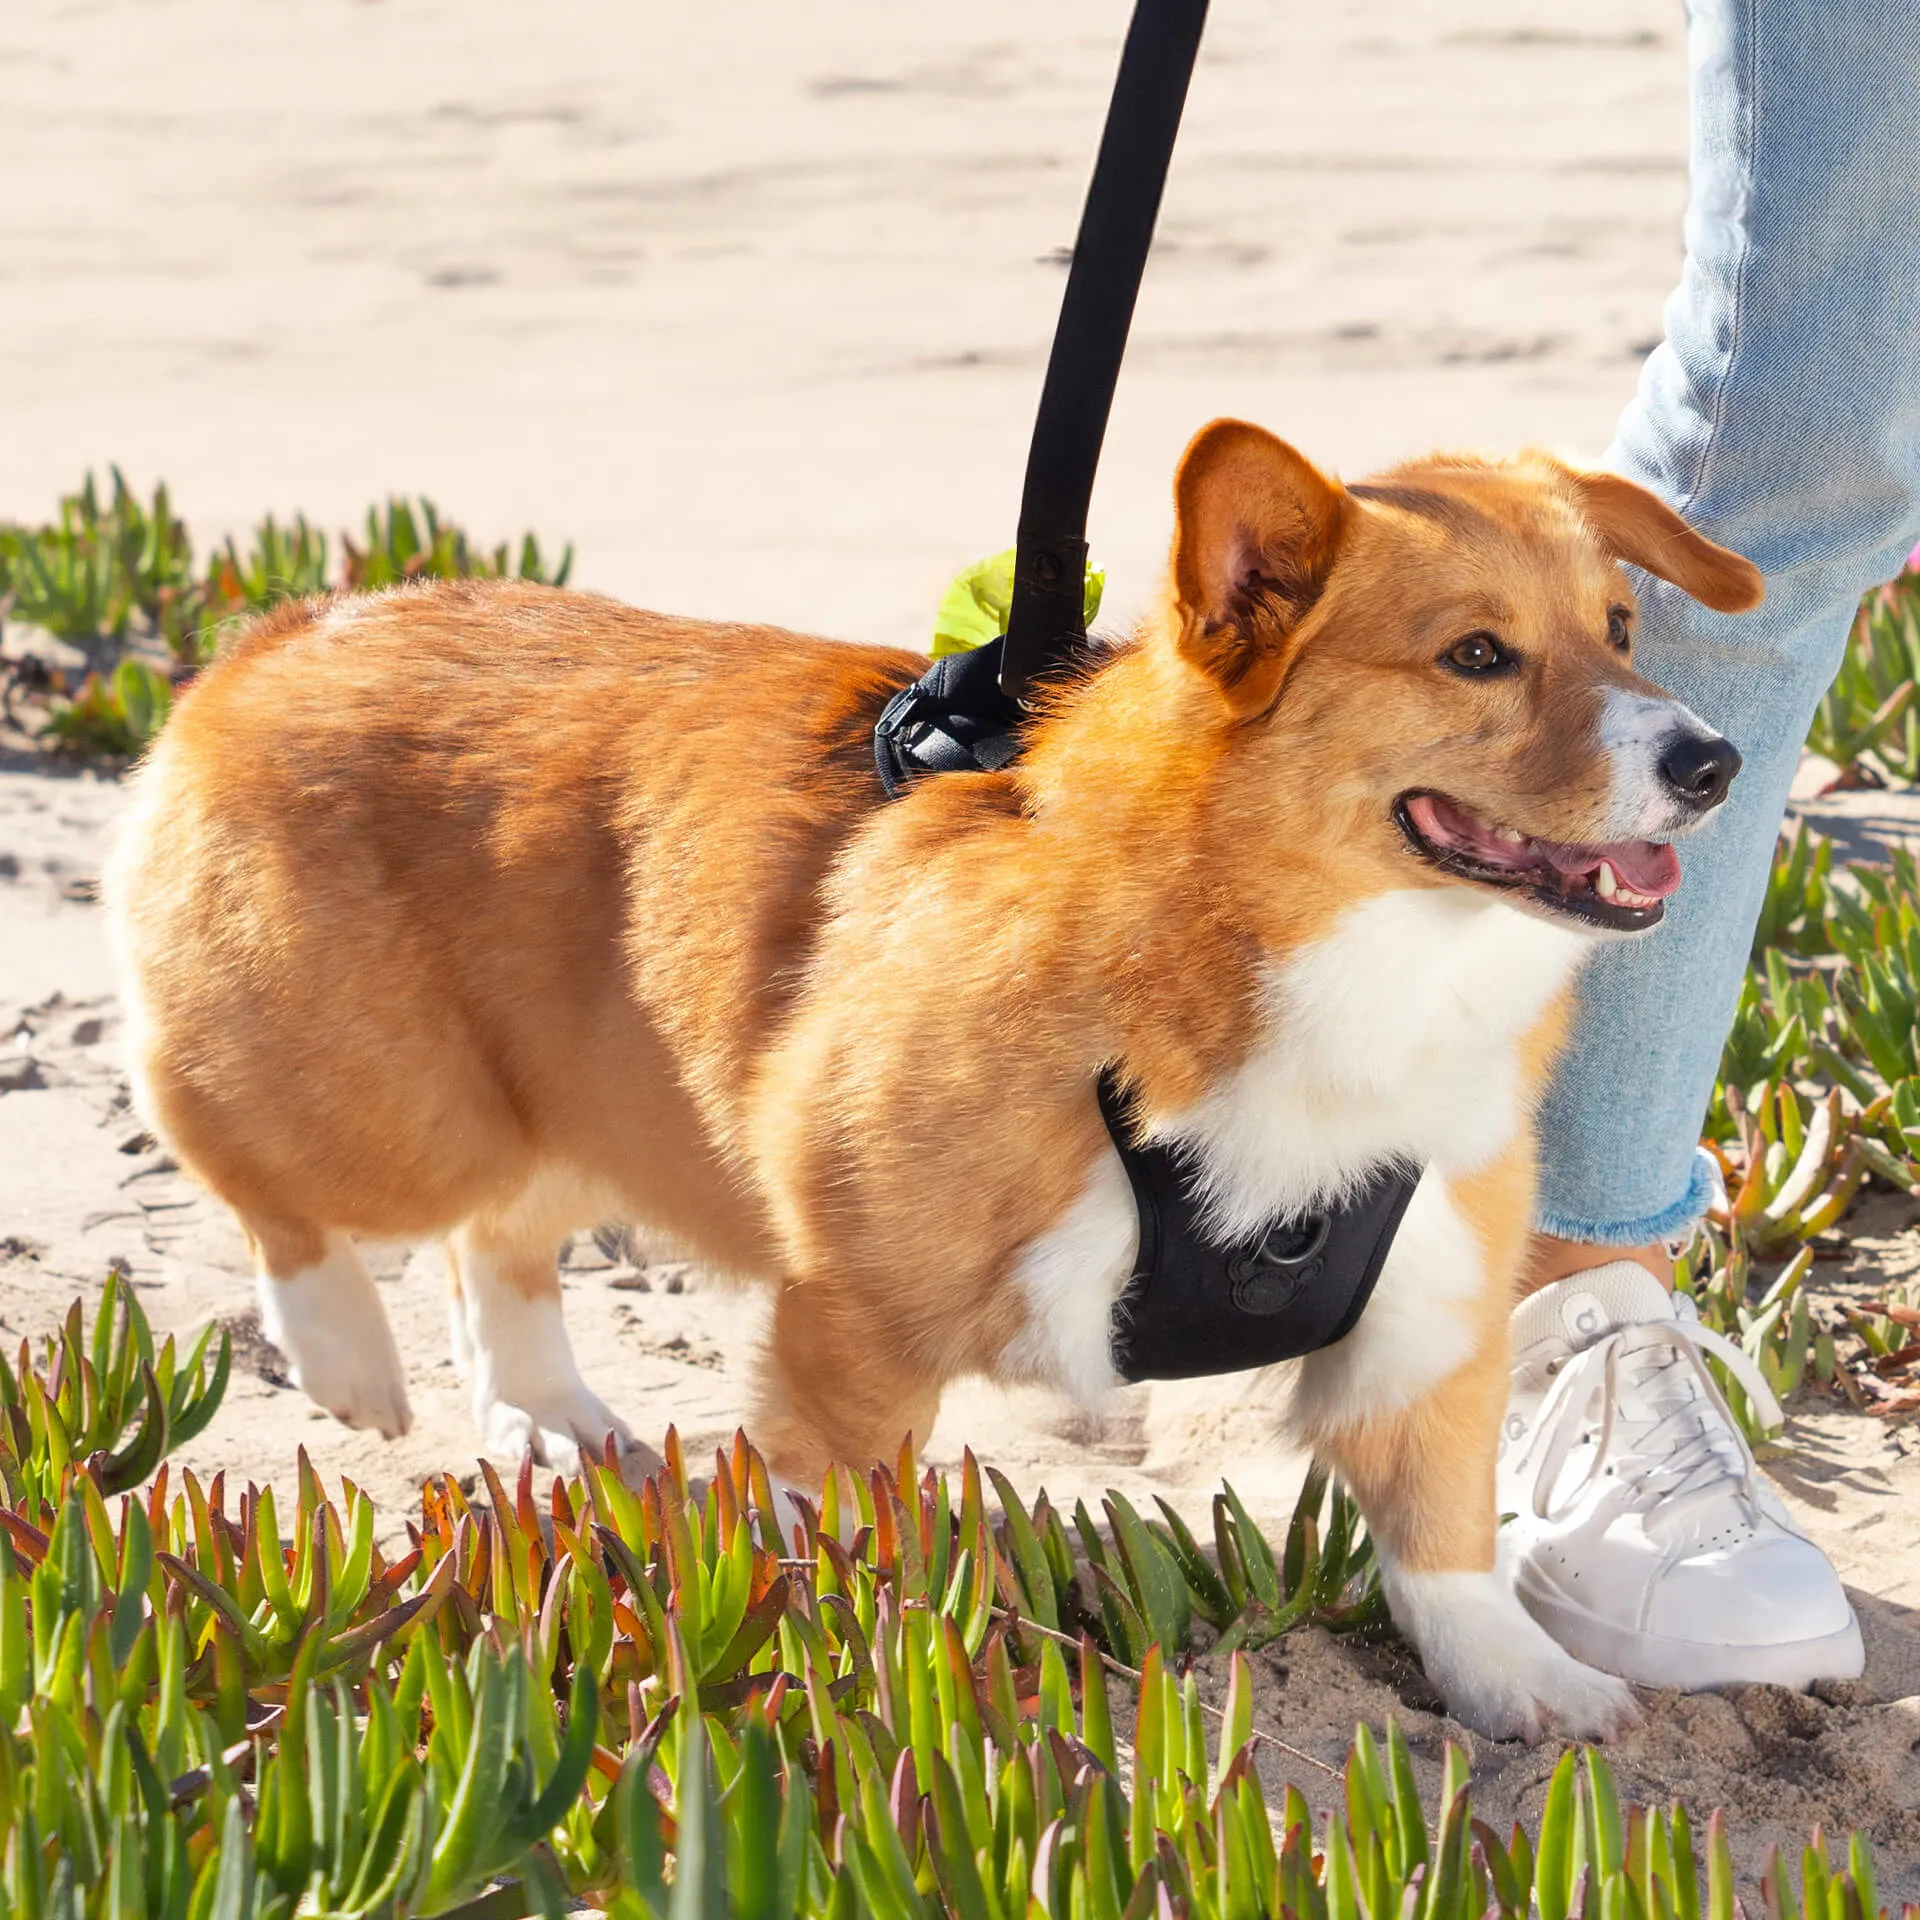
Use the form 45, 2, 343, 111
1595, 861, 1619, 902
1492, 826, 1526, 844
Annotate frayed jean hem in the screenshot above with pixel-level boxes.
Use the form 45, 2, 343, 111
1535, 1149, 1720, 1248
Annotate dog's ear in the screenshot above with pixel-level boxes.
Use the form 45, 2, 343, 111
1567, 470, 1764, 614
1169, 419, 1351, 718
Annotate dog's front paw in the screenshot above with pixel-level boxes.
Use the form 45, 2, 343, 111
291, 1336, 415, 1441
1389, 1568, 1639, 1743
1438, 1633, 1637, 1744
760, 1477, 862, 1554
459, 1262, 634, 1472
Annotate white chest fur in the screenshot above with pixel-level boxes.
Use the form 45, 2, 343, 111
1001, 888, 1588, 1407
1160, 889, 1587, 1234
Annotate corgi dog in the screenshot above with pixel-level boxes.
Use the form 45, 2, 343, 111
108, 421, 1759, 1739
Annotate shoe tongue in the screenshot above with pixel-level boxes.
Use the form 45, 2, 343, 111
1513, 1263, 1756, 1528
1513, 1259, 1678, 1355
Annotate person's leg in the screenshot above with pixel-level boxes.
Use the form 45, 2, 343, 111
1498, 0, 1920, 1693
1533, 0, 1920, 1264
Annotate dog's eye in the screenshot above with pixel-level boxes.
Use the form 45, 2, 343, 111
1607, 605, 1632, 653
1443, 632, 1508, 675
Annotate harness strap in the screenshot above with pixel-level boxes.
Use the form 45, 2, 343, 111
873, 637, 1025, 800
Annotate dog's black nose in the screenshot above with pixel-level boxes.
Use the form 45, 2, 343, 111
1660, 733, 1742, 809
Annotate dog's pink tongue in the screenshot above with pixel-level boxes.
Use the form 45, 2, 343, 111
1410, 793, 1534, 867
1541, 838, 1682, 897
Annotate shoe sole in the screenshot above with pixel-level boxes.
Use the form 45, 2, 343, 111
1515, 1563, 1866, 1691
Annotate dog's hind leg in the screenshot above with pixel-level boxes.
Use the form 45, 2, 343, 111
450, 1191, 634, 1473
444, 1243, 475, 1380
245, 1214, 413, 1440
1292, 1158, 1637, 1743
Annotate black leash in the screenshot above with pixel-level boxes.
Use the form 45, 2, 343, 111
875, 0, 1209, 794
1000, 0, 1210, 704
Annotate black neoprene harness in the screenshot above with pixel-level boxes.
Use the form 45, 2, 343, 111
1099, 1077, 1418, 1383
873, 0, 1421, 1382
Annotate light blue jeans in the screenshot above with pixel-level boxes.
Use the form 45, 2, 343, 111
1536, 0, 1920, 1243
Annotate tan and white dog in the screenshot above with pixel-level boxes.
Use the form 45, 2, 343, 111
108, 421, 1759, 1739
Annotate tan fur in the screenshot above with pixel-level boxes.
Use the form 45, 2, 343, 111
1317, 1107, 1546, 1575
110, 423, 1756, 1573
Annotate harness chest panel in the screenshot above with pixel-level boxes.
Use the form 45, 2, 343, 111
1097, 1072, 1420, 1384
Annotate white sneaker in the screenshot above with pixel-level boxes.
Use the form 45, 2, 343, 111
1496, 1261, 1864, 1691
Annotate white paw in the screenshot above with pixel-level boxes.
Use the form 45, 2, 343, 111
477, 1378, 634, 1474
1388, 1567, 1639, 1744
1441, 1633, 1639, 1744
256, 1253, 413, 1440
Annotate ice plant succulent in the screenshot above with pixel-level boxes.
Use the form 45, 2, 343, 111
2, 472, 572, 755
0, 1287, 1905, 1916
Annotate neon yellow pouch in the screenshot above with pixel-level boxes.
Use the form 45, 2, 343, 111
930, 548, 1104, 657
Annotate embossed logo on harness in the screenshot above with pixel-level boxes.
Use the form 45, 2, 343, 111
1228, 1214, 1331, 1316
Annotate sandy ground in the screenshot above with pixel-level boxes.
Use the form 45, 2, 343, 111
4, 0, 1694, 643
4, 0, 1919, 1889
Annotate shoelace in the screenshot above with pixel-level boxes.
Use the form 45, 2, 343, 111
1515, 1310, 1783, 1529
